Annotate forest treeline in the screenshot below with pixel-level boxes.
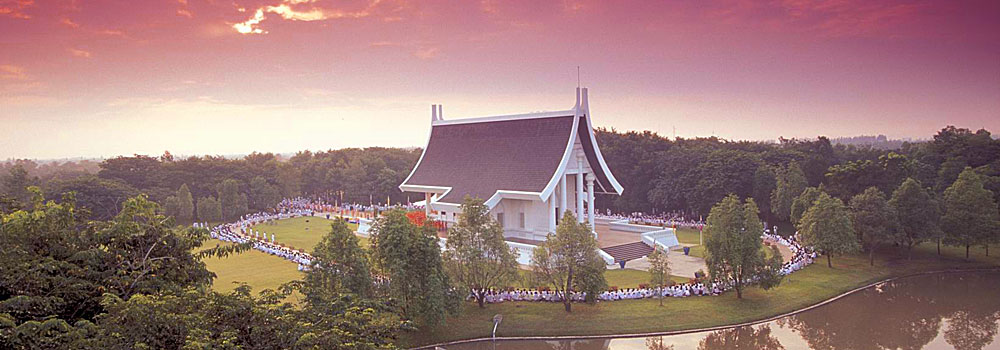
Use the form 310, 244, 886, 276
595, 125, 1000, 221
2, 126, 998, 225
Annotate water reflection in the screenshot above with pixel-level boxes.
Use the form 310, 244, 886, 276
442, 272, 1000, 350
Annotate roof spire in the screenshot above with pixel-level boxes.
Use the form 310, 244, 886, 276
574, 87, 581, 113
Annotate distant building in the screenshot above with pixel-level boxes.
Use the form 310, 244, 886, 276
399, 88, 623, 241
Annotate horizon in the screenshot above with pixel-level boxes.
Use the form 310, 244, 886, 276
2, 0, 999, 159
1, 129, 957, 163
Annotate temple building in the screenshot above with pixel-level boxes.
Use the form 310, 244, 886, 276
399, 87, 623, 241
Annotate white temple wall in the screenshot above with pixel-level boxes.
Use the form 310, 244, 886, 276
491, 198, 552, 241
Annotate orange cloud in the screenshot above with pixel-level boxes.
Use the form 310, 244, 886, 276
0, 0, 33, 19
233, 8, 266, 34
232, 0, 382, 35
68, 48, 92, 58
414, 47, 439, 60
60, 18, 79, 28
0, 64, 29, 80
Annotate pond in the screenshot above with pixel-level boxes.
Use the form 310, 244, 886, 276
442, 271, 1000, 350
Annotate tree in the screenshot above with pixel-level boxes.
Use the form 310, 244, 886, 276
752, 165, 777, 219
890, 178, 943, 257
43, 175, 139, 220
942, 168, 1000, 260
531, 211, 607, 312
849, 187, 901, 266
303, 220, 373, 301
177, 184, 194, 224
790, 186, 824, 226
702, 195, 782, 299
2, 165, 33, 205
369, 210, 457, 327
218, 179, 248, 221
196, 196, 222, 223
771, 162, 807, 222
646, 247, 671, 306
798, 193, 860, 267
249, 176, 281, 211
276, 164, 302, 198
443, 197, 519, 308
163, 195, 181, 219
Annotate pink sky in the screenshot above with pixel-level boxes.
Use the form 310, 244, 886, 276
2, 0, 998, 159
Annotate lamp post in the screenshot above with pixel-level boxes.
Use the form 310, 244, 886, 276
492, 314, 503, 339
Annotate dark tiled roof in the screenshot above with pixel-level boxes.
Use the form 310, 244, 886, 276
404, 116, 575, 204
577, 116, 614, 193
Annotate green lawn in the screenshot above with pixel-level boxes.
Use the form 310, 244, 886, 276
674, 227, 702, 245
201, 240, 305, 294
401, 242, 1000, 347
248, 216, 362, 251
201, 216, 364, 294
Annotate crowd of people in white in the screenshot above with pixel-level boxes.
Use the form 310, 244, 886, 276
201, 197, 820, 304
201, 198, 320, 271
467, 227, 819, 304
596, 211, 706, 229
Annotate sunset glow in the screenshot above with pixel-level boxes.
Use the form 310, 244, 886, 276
1, 0, 998, 159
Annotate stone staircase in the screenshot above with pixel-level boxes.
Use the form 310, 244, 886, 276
601, 241, 653, 263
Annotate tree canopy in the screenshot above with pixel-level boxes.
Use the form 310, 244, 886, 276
703, 195, 782, 299
798, 193, 860, 267
941, 168, 1000, 260
443, 197, 519, 308
531, 211, 607, 312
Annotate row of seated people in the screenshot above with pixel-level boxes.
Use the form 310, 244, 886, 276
467, 281, 724, 304
762, 231, 818, 276
466, 230, 817, 304
596, 211, 705, 229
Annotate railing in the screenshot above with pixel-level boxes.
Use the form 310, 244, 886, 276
640, 228, 680, 251
506, 240, 539, 266
597, 248, 616, 265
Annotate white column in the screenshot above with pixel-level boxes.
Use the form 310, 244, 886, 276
424, 193, 431, 217
559, 175, 568, 220
548, 193, 557, 233
587, 174, 595, 233
576, 158, 585, 222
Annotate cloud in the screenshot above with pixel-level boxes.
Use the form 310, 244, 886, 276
232, 0, 383, 35
233, 8, 266, 34
369, 41, 401, 47
413, 47, 439, 60
0, 64, 29, 80
176, 0, 192, 18
707, 0, 927, 39
60, 18, 79, 28
0, 0, 33, 19
68, 48, 92, 58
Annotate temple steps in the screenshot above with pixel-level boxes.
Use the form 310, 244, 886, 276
602, 241, 653, 262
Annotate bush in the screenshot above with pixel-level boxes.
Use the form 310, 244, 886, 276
609, 286, 619, 291
638, 283, 649, 289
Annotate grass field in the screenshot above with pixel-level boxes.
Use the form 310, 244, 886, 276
201, 216, 362, 294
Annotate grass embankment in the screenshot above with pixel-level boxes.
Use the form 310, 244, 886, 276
402, 242, 1000, 347
200, 216, 361, 293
